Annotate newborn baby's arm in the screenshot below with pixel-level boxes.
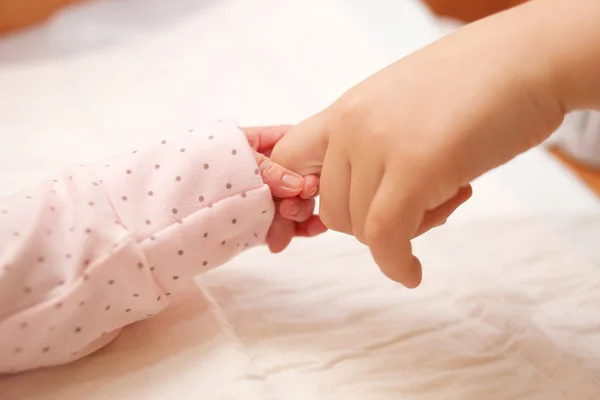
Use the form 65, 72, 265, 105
0, 120, 320, 373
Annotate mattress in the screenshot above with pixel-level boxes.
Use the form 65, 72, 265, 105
1, 0, 600, 399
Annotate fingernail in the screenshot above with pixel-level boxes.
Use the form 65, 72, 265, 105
282, 174, 303, 189
288, 203, 300, 216
309, 187, 318, 197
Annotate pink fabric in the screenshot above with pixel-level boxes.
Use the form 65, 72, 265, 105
0, 120, 275, 373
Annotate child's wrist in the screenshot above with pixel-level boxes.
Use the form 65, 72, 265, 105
464, 1, 568, 139
524, 0, 600, 112
471, 0, 573, 136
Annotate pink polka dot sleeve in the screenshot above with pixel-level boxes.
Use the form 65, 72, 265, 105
0, 120, 275, 373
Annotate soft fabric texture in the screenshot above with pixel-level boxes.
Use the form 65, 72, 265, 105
0, 120, 275, 373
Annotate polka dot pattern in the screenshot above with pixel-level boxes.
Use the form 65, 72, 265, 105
0, 119, 274, 374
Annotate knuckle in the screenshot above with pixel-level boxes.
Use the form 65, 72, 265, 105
259, 159, 277, 178
364, 210, 393, 246
334, 94, 365, 138
336, 89, 365, 126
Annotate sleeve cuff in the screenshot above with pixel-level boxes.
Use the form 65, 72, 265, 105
94, 119, 275, 291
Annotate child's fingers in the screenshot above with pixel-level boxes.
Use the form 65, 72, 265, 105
267, 214, 327, 253
255, 152, 305, 198
243, 126, 293, 153
279, 198, 316, 222
414, 185, 472, 238
266, 213, 295, 253
300, 175, 319, 199
294, 215, 328, 237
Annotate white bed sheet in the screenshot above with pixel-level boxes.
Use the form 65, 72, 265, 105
1, 0, 600, 399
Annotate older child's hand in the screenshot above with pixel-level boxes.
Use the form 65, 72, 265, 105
243, 126, 327, 253
269, 0, 581, 286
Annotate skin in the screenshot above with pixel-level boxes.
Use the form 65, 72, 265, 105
243, 126, 327, 253
271, 0, 600, 287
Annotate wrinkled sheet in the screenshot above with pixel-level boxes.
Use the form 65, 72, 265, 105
1, 0, 600, 399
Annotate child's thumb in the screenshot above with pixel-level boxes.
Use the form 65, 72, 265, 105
270, 111, 330, 176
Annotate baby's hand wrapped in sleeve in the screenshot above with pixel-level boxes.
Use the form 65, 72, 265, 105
0, 119, 324, 374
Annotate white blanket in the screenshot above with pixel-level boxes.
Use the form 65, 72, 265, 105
1, 1, 600, 399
